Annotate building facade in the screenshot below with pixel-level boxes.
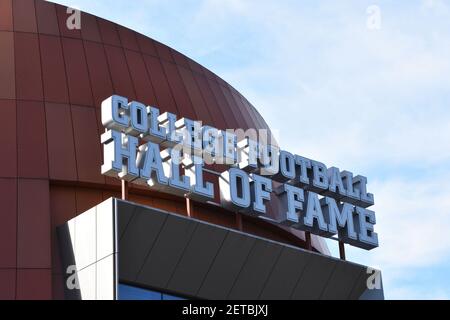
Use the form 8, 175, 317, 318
0, 0, 382, 300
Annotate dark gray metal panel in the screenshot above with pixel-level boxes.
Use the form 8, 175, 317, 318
135, 215, 198, 290
320, 261, 365, 300
118, 206, 167, 281
114, 200, 383, 300
227, 239, 283, 300
348, 269, 367, 299
197, 232, 256, 300
259, 247, 311, 300
116, 200, 137, 239
166, 224, 228, 296
290, 254, 337, 300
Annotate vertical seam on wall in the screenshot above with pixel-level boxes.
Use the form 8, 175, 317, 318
35, 5, 51, 181
33, 0, 51, 298
169, 51, 200, 121
194, 230, 229, 297
347, 269, 365, 299
140, 52, 160, 106
164, 223, 200, 288
12, 0, 18, 299
53, 1, 79, 183
173, 60, 215, 126
134, 215, 170, 282
218, 84, 244, 130
114, 24, 138, 101
205, 77, 235, 130
158, 58, 182, 116
216, 81, 241, 129
192, 73, 223, 130
80, 16, 106, 186
318, 262, 338, 299
225, 239, 257, 299
287, 255, 313, 299
227, 85, 253, 131
256, 246, 284, 299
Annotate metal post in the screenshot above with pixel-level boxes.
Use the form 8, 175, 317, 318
185, 196, 194, 218
339, 241, 346, 260
305, 231, 312, 251
235, 212, 243, 231
121, 180, 128, 200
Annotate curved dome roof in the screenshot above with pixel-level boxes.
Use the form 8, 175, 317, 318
0, 0, 328, 284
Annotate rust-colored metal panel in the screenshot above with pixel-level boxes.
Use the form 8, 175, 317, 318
154, 40, 175, 63
239, 95, 267, 143
75, 187, 103, 214
52, 275, 65, 300
187, 57, 204, 74
17, 100, 48, 179
242, 97, 265, 131
12, 0, 37, 33
0, 0, 13, 31
0, 32, 15, 100
97, 19, 121, 47
49, 186, 77, 277
207, 77, 239, 129
39, 35, 69, 104
193, 72, 228, 130
55, 4, 81, 39
219, 83, 251, 130
50, 185, 77, 227
0, 269, 16, 300
35, 0, 59, 36
152, 197, 181, 213
136, 33, 158, 57
118, 26, 139, 51
17, 179, 51, 269
16, 269, 52, 300
162, 60, 197, 119
45, 103, 77, 181
142, 54, 178, 114
0, 100, 16, 178
0, 179, 17, 268
104, 45, 136, 100
50, 186, 77, 229
229, 86, 256, 131
171, 49, 190, 68
80, 13, 102, 42
83, 41, 114, 108
71, 105, 105, 184
203, 67, 218, 82
14, 32, 43, 101
102, 190, 122, 201
61, 38, 93, 106
177, 65, 214, 125
124, 49, 158, 106
128, 193, 154, 208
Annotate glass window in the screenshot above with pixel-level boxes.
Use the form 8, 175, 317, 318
118, 284, 185, 300
162, 293, 185, 300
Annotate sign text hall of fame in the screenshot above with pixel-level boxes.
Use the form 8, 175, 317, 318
101, 95, 379, 250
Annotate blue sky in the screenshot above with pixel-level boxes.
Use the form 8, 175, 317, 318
51, 0, 450, 299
